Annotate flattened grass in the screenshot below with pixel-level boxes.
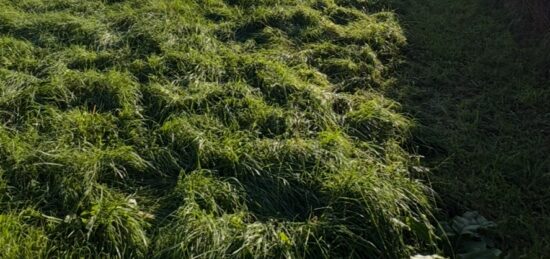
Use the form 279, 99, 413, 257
0, 0, 439, 257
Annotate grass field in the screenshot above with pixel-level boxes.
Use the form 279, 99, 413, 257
393, 0, 550, 257
0, 0, 440, 258
0, 0, 548, 258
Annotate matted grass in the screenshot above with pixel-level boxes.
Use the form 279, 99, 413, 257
0, 0, 438, 258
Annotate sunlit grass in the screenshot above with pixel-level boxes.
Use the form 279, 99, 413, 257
0, 0, 439, 257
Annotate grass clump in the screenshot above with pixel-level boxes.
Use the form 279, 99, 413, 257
0, 212, 49, 258
0, 0, 439, 257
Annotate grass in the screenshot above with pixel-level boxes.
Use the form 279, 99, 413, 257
391, 0, 550, 257
505, 0, 550, 33
0, 0, 440, 258
2, 0, 547, 257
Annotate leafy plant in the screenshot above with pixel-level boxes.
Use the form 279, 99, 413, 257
441, 211, 502, 259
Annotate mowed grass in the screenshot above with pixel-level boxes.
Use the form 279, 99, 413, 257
0, 0, 440, 258
391, 0, 550, 257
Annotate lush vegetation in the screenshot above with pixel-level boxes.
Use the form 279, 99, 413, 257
0, 0, 440, 258
1, 0, 548, 258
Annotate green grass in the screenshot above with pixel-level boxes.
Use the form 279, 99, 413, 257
391, 0, 550, 257
0, 0, 440, 258
3, 0, 547, 257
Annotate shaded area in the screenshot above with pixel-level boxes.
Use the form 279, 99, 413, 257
393, 0, 550, 256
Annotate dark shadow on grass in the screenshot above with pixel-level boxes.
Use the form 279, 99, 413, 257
390, 0, 550, 256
